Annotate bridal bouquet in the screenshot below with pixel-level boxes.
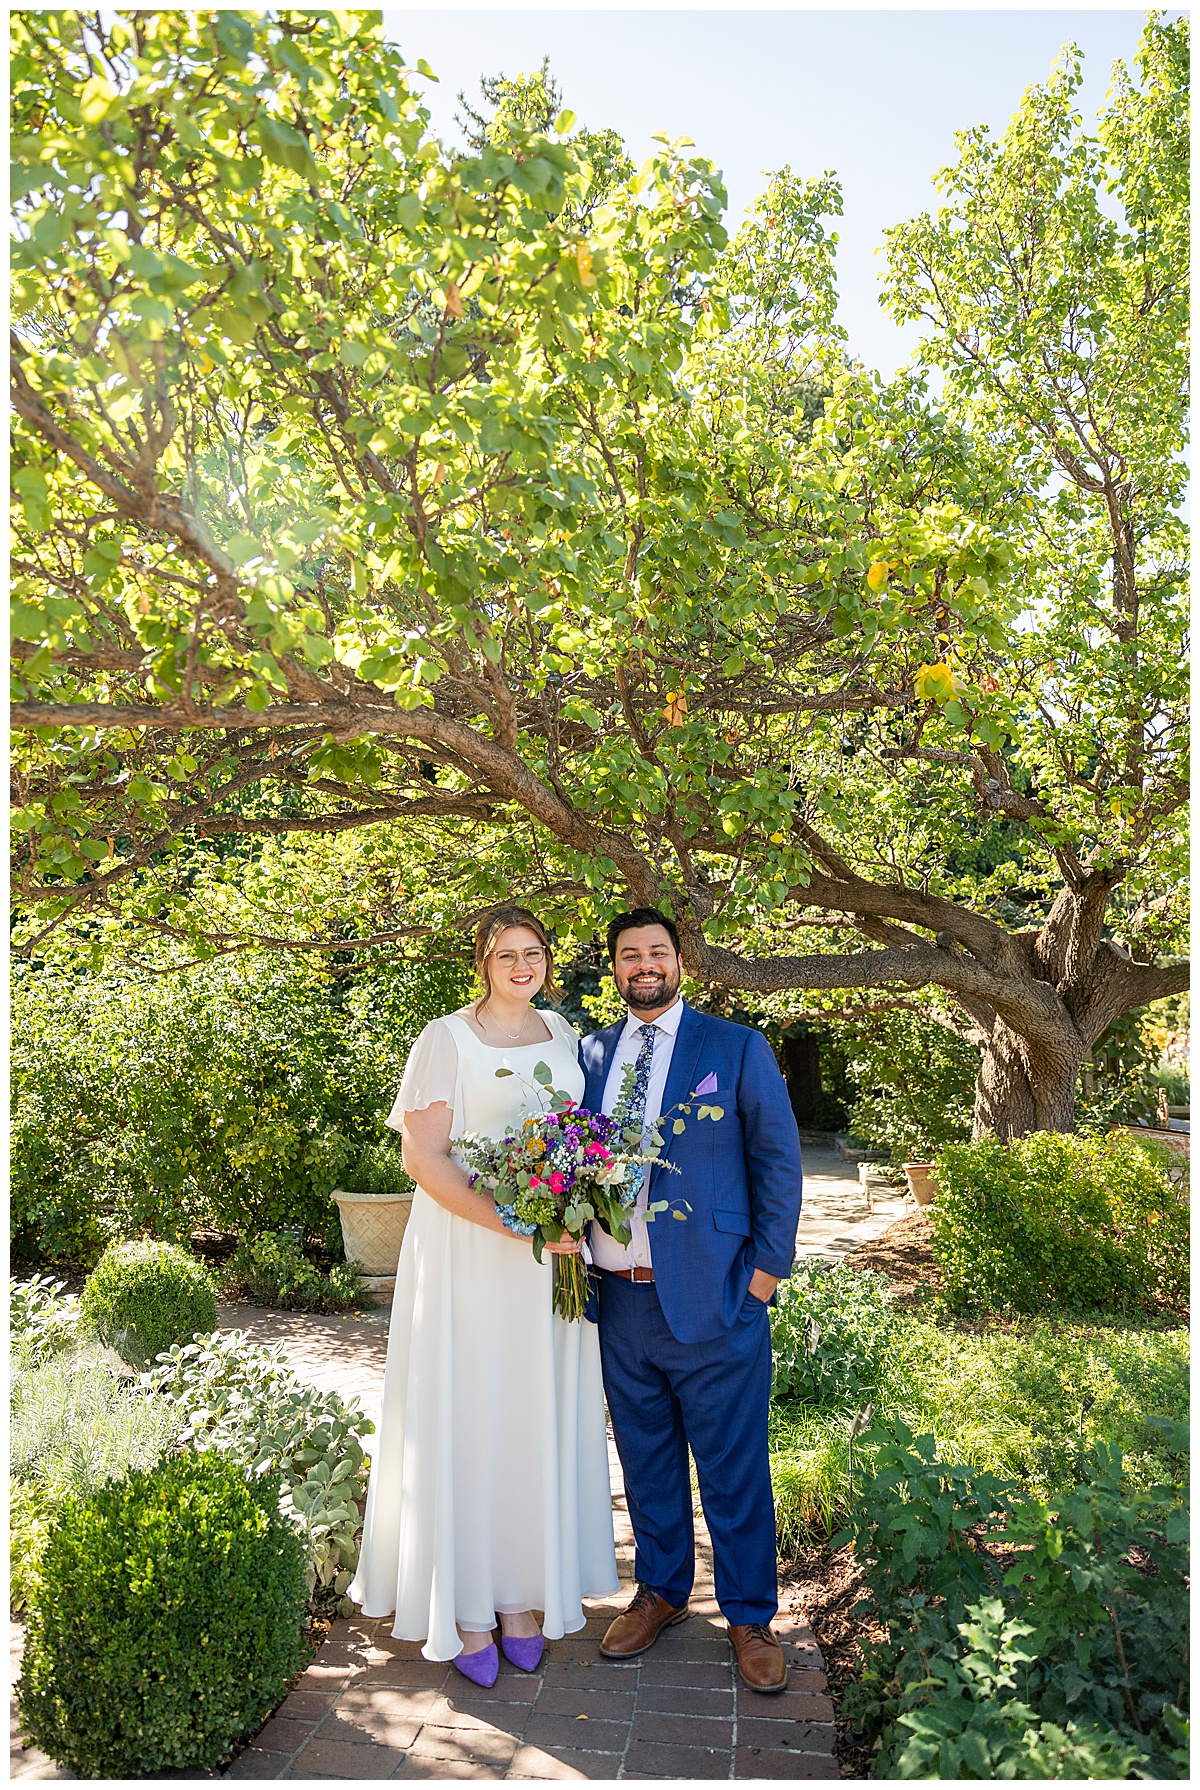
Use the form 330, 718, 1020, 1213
457, 1061, 723, 1321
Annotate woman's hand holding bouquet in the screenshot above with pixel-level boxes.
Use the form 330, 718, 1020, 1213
457, 1062, 723, 1320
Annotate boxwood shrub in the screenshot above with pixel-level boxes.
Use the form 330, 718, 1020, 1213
932, 1130, 1188, 1317
17, 1451, 307, 1778
80, 1239, 217, 1367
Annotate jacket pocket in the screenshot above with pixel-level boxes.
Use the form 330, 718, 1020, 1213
713, 1209, 751, 1237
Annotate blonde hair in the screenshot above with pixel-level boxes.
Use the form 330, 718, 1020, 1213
473, 904, 562, 1013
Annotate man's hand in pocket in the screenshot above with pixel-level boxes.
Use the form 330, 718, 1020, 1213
748, 1269, 779, 1304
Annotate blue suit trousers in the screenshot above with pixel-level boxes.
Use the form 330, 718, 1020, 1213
597, 1270, 778, 1625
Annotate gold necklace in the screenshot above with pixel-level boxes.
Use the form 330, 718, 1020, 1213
485, 1006, 533, 1043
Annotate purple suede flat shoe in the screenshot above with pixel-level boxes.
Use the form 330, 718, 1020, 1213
501, 1632, 544, 1672
453, 1642, 499, 1688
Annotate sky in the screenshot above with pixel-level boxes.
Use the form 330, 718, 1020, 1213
380, 8, 1148, 376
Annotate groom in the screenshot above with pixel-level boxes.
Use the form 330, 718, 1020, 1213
581, 908, 803, 1692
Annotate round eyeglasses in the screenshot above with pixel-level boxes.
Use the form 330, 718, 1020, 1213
493, 948, 547, 968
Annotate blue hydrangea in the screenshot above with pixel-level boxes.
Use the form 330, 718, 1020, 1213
495, 1201, 538, 1237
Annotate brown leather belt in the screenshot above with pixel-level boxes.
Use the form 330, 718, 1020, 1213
606, 1265, 655, 1283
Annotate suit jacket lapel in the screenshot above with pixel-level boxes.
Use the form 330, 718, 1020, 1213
587, 1021, 625, 1109
654, 1006, 707, 1166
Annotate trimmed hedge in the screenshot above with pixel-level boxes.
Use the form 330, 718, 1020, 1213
11, 955, 468, 1265
17, 1452, 307, 1778
932, 1130, 1188, 1316
80, 1239, 217, 1368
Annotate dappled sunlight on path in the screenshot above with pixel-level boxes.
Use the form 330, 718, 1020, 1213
792, 1142, 911, 1268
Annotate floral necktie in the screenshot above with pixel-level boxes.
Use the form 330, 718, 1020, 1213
623, 1023, 658, 1202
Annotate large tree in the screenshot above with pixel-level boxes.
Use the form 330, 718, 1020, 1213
11, 10, 1188, 1136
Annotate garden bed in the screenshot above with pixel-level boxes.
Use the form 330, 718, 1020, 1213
843, 1211, 939, 1308
768, 1132, 1191, 1780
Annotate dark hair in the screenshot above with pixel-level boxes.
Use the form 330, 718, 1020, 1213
606, 907, 681, 963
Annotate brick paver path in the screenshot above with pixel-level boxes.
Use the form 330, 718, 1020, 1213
217, 1300, 836, 1780
228, 1600, 833, 1781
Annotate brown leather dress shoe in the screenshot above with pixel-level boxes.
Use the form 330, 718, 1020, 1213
728, 1621, 788, 1691
599, 1583, 690, 1658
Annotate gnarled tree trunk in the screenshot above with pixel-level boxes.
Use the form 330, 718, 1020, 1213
971, 1015, 1084, 1139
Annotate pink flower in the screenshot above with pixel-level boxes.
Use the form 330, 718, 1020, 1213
529, 1175, 543, 1188
584, 1143, 612, 1161
549, 1172, 566, 1194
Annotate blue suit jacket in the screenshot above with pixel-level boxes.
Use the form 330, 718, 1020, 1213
581, 1006, 803, 1344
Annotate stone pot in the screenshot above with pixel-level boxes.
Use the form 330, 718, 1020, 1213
332, 1189, 414, 1277
903, 1163, 939, 1206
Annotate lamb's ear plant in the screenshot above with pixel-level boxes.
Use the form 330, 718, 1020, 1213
142, 1330, 373, 1614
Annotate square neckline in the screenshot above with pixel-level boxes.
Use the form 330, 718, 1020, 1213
445, 1010, 562, 1052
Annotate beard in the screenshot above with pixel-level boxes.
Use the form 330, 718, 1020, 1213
616, 963, 681, 1013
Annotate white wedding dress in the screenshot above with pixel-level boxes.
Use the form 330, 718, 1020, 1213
348, 1010, 619, 1660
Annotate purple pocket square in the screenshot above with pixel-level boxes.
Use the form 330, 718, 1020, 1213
693, 1072, 719, 1097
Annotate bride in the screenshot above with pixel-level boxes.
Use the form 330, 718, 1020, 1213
348, 904, 619, 1684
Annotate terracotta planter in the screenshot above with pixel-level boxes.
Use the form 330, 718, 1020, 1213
331, 1190, 414, 1276
904, 1163, 940, 1206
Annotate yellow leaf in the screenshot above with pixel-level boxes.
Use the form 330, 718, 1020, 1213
769, 832, 784, 845
444, 282, 463, 319
914, 661, 957, 702
432, 463, 447, 487
576, 243, 596, 287
866, 561, 890, 593
663, 691, 688, 727
79, 76, 116, 123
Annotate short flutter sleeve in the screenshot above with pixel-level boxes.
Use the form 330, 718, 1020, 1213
386, 1018, 460, 1130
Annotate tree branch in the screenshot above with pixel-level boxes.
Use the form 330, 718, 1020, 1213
677, 925, 1076, 1052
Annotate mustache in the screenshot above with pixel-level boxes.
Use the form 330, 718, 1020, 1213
619, 965, 678, 1007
